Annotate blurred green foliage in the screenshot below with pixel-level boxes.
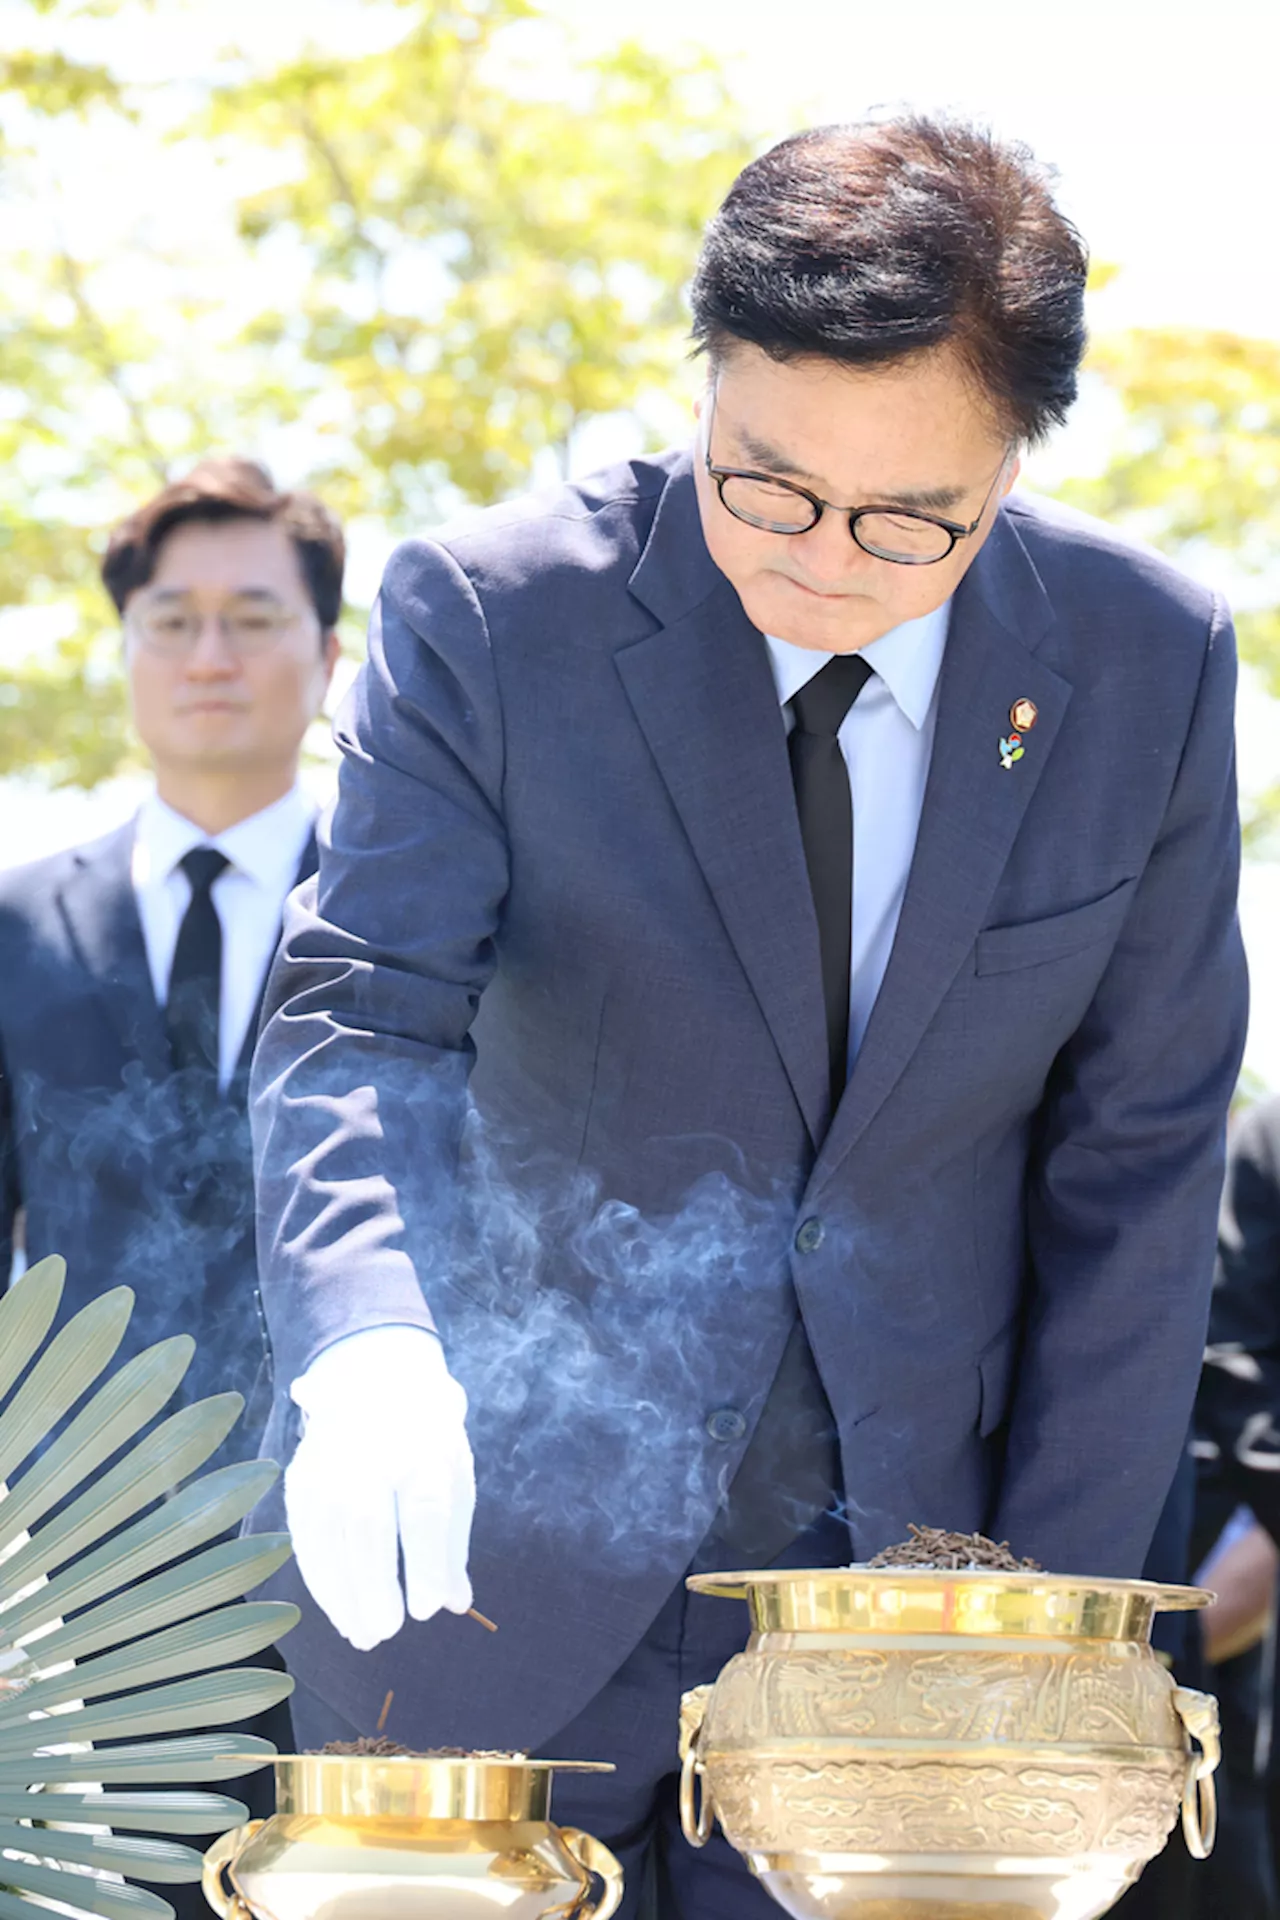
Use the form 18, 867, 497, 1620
209, 8, 747, 522
1061, 327, 1280, 846
0, 0, 752, 784
2, 3, 1277, 823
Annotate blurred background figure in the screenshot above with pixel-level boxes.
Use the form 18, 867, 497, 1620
0, 456, 341, 1420
1198, 1098, 1280, 1552
1190, 1511, 1279, 1919
1114, 1458, 1278, 1918
1119, 1097, 1280, 1919
1193, 1094, 1280, 1915
0, 455, 342, 1913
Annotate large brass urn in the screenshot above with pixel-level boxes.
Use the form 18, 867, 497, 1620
679, 1567, 1220, 1919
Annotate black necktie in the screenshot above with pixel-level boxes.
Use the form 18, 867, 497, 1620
165, 846, 229, 1080
788, 653, 873, 1111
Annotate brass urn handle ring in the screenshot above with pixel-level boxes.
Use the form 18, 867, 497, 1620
1173, 1686, 1221, 1859
560, 1825, 625, 1919
677, 1684, 715, 1849
202, 1820, 263, 1918
679, 1735, 715, 1848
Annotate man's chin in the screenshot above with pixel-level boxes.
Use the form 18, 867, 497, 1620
755, 590, 885, 654
172, 715, 252, 748
165, 732, 257, 770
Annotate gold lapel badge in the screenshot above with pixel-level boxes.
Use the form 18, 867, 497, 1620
999, 698, 1038, 769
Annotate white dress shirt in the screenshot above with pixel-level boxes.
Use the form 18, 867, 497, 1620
131, 786, 316, 1090
765, 600, 951, 1064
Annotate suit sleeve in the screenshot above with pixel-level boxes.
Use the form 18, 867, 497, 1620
251, 537, 508, 1397
1196, 1102, 1280, 1543
991, 594, 1249, 1575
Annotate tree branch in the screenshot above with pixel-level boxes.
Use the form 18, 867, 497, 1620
56, 247, 169, 482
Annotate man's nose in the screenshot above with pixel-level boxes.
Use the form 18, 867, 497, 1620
791, 511, 875, 586
183, 614, 240, 674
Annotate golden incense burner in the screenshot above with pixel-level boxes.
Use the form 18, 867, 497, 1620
201, 1752, 624, 1919
679, 1566, 1220, 1919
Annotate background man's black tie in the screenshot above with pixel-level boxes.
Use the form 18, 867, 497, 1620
788, 653, 873, 1112
165, 846, 229, 1080
157, 844, 292, 1896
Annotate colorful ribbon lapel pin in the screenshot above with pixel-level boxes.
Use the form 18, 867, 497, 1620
999, 697, 1038, 768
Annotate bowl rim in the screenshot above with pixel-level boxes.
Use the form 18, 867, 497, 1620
686, 1568, 1213, 1611
229, 1753, 615, 1772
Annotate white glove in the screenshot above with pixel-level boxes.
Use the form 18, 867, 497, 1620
285, 1325, 476, 1652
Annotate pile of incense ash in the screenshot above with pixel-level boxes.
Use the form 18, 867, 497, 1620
865, 1523, 1042, 1571
311, 1687, 523, 1759
316, 1738, 523, 1758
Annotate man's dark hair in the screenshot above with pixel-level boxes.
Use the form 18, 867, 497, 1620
102, 456, 346, 633
690, 116, 1088, 445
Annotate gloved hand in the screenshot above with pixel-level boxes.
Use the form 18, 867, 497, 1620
285, 1325, 475, 1651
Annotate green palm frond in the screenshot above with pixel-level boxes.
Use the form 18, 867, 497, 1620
0, 1256, 296, 1920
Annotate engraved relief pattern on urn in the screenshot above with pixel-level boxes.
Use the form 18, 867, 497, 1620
710, 1651, 896, 1743
704, 1647, 1172, 1749
705, 1755, 1184, 1858
900, 1651, 1165, 1746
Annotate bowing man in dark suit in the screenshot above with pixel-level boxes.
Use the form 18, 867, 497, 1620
250, 121, 1247, 1915
0, 457, 341, 1914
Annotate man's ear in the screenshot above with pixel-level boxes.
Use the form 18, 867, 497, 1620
319, 629, 341, 698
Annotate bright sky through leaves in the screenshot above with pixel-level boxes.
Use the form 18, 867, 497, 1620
2, 0, 1277, 1080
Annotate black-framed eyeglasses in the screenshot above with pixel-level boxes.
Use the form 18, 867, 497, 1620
704, 391, 1012, 566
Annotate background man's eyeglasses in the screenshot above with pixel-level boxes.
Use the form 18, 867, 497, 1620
705, 396, 1011, 566
128, 594, 305, 657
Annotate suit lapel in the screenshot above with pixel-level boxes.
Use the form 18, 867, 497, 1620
621, 461, 1073, 1165
815, 513, 1072, 1181
620, 465, 829, 1145
57, 815, 320, 1103
56, 819, 170, 1079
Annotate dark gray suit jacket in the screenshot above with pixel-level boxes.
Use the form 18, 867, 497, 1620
0, 819, 316, 1454
252, 450, 1247, 1749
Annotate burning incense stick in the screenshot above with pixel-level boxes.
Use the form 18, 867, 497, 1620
468, 1607, 498, 1632
377, 1690, 395, 1734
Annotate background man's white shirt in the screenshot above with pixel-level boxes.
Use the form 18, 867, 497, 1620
131, 784, 315, 1089
765, 599, 950, 1067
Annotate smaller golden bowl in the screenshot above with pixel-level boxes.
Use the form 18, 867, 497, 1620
202, 1753, 623, 1920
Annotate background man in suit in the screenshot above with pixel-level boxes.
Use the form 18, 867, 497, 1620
252, 118, 1247, 1915
0, 456, 342, 1914
1200, 1097, 1280, 1544
1196, 1095, 1280, 1911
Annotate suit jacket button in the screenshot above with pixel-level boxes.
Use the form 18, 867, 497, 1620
795, 1216, 825, 1254
706, 1407, 747, 1444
